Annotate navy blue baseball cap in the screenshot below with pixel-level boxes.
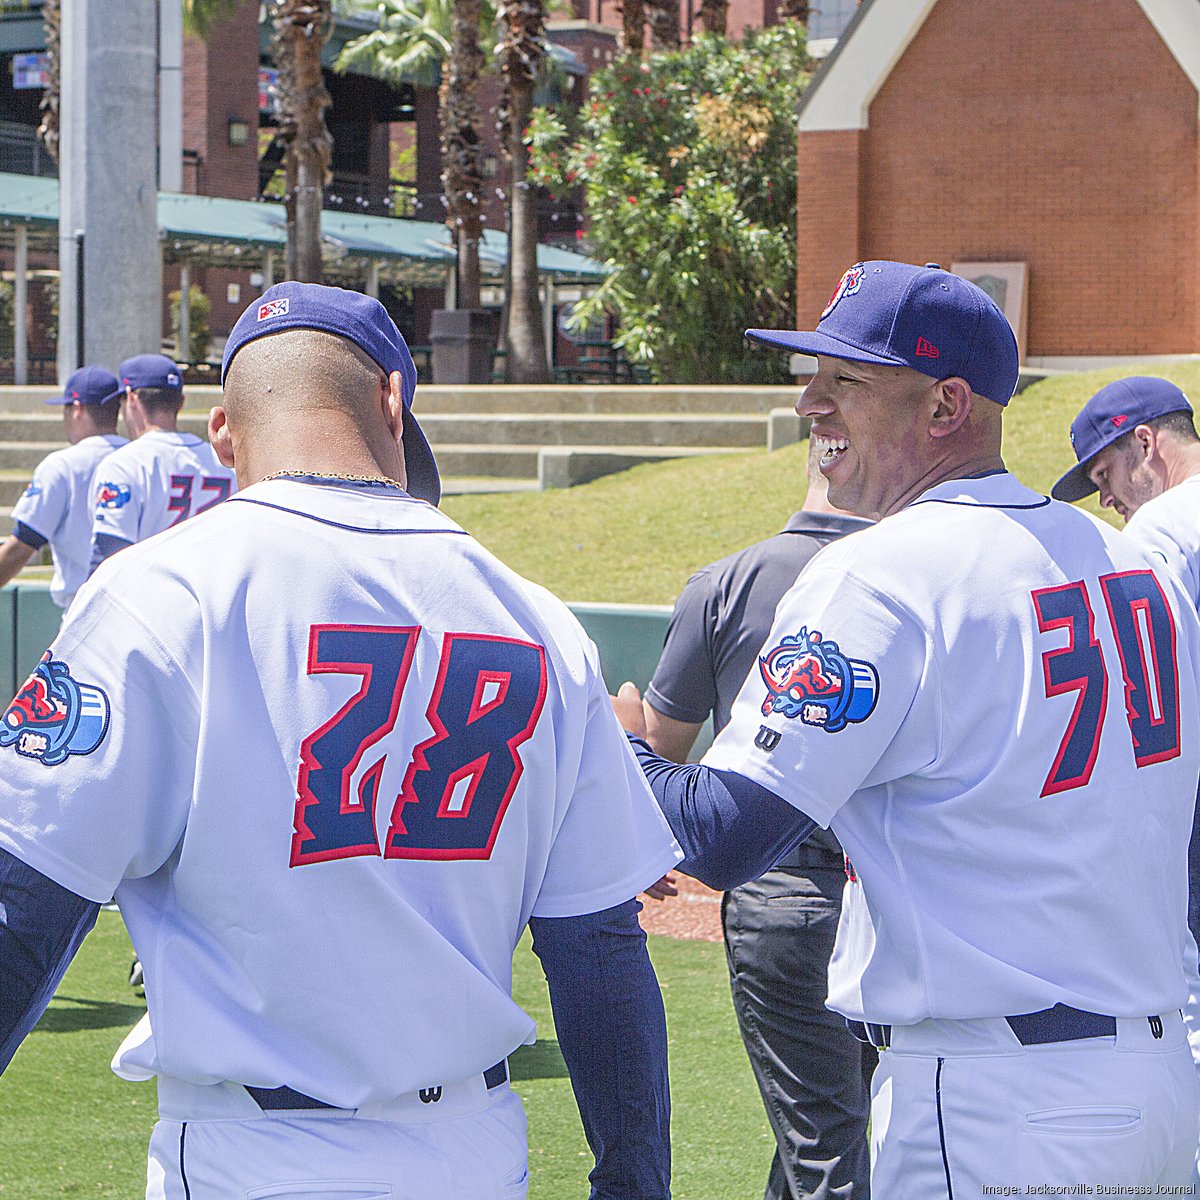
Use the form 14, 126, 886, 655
1051, 377, 1193, 502
746, 261, 1020, 406
221, 282, 438, 505
116, 354, 184, 394
45, 365, 121, 407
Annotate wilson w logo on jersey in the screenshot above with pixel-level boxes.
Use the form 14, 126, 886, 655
290, 625, 547, 866
1033, 569, 1181, 797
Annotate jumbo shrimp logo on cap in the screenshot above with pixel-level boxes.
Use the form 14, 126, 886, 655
821, 264, 865, 320
257, 298, 290, 321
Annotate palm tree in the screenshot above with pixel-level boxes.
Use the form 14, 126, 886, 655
618, 0, 644, 55
184, 0, 334, 283
644, 0, 679, 50
336, 0, 492, 309
498, 0, 550, 381
777, 0, 810, 21
36, 0, 60, 163
270, 1, 335, 283
696, 0, 727, 36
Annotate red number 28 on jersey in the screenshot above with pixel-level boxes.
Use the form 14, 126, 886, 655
290, 624, 548, 866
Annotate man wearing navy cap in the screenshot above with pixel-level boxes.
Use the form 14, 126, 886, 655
1054, 375, 1200, 1183
0, 365, 127, 610
614, 262, 1200, 1190
0, 283, 679, 1199
87, 352, 237, 572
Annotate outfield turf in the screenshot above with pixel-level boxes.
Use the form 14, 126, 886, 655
440, 362, 1200, 605
0, 912, 772, 1199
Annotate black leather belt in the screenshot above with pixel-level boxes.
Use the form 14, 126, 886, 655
247, 1059, 509, 1111
847, 1004, 1121, 1052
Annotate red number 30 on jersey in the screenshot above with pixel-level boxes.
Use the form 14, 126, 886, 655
290, 624, 547, 865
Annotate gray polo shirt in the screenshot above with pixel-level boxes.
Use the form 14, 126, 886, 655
647, 511, 872, 866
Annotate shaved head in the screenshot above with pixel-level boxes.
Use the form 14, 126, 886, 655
222, 329, 386, 437
211, 328, 409, 489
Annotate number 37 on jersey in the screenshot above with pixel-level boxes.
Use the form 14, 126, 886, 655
290, 624, 548, 867
1033, 569, 1182, 797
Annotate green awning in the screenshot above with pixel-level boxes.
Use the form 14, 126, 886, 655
0, 171, 606, 286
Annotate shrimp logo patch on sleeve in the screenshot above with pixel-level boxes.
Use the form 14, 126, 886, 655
95, 482, 131, 510
758, 627, 878, 733
0, 653, 110, 765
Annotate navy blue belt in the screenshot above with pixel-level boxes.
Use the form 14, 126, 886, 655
247, 1059, 509, 1111
846, 1004, 1121, 1052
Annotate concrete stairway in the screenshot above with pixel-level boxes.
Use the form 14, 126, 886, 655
0, 383, 805, 530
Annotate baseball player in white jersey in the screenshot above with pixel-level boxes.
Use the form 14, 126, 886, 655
0, 283, 681, 1199
0, 366, 127, 609
1053, 374, 1200, 1182
90, 353, 237, 570
614, 262, 1200, 1193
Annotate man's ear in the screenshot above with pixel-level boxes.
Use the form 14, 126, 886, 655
208, 406, 235, 469
1133, 423, 1156, 461
383, 371, 406, 443
928, 377, 974, 440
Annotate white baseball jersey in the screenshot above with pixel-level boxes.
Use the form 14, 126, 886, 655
91, 430, 237, 548
1125, 471, 1200, 610
10, 433, 127, 608
703, 471, 1200, 1025
0, 479, 680, 1107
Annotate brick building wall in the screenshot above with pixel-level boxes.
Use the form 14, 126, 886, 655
796, 0, 1200, 357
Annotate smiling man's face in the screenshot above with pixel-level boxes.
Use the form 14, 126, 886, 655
797, 356, 944, 520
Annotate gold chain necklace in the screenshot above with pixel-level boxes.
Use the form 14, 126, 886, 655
260, 470, 407, 491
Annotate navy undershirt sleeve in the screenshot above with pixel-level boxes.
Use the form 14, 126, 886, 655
0, 847, 99, 1073
12, 521, 47, 551
627, 734, 816, 891
89, 532, 132, 575
529, 900, 670, 1200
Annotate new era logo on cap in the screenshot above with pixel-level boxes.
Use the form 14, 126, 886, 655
915, 337, 940, 359
258, 298, 290, 321
1111, 414, 1128, 427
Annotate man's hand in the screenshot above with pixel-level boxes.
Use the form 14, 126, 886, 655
642, 872, 679, 902
611, 680, 648, 738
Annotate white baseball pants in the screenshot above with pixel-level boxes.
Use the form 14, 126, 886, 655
145, 1075, 529, 1200
869, 1011, 1199, 1197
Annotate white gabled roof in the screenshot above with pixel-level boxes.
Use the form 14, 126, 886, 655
798, 0, 1200, 133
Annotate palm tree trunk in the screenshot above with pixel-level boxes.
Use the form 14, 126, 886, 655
697, 0, 727, 36
499, 0, 550, 383
442, 0, 485, 309
645, 0, 679, 51
272, 0, 333, 283
38, 0, 60, 163
777, 0, 811, 22
618, 0, 644, 55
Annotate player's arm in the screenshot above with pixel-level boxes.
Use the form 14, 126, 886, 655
529, 900, 669, 1200
0, 527, 40, 589
88, 465, 137, 575
0, 847, 99, 1073
630, 734, 815, 891
643, 704, 703, 763
88, 532, 133, 575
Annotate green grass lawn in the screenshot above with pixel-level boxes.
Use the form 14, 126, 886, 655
0, 912, 771, 1199
440, 362, 1200, 606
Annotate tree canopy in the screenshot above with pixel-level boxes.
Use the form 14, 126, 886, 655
528, 25, 810, 384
